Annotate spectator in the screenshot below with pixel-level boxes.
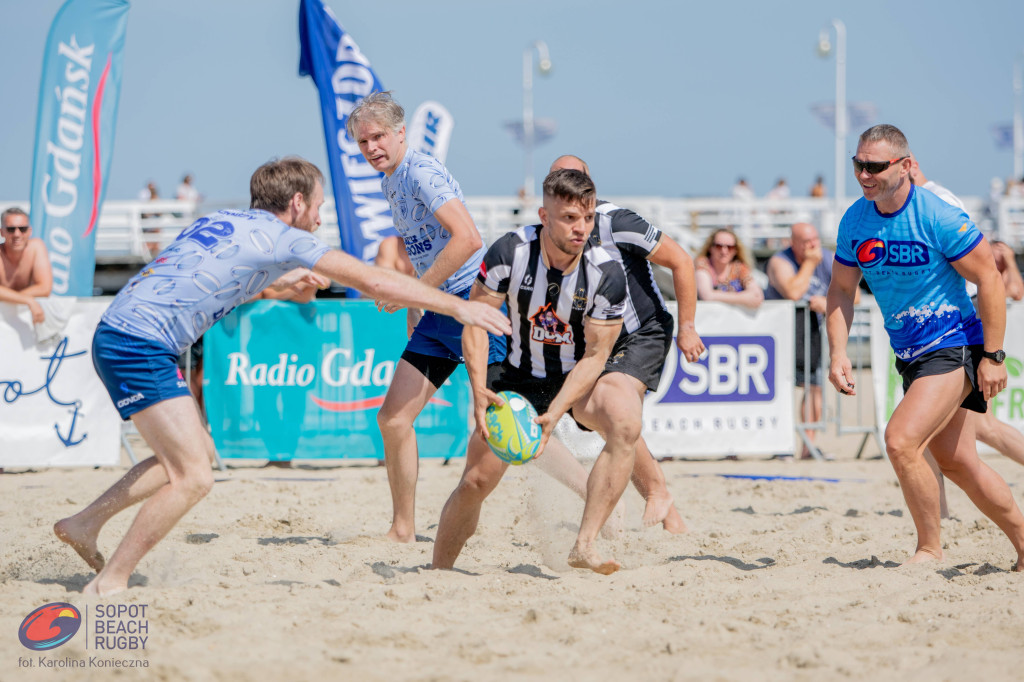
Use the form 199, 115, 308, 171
0, 207, 52, 324
765, 222, 850, 459
694, 228, 763, 309
809, 175, 827, 198
766, 177, 790, 201
175, 174, 201, 203
730, 177, 754, 200
138, 181, 162, 254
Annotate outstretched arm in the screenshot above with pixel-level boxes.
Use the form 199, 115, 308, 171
313, 250, 511, 337
463, 284, 507, 440
648, 236, 704, 362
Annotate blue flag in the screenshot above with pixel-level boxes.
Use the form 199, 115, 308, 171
29, 0, 129, 297
299, 0, 395, 274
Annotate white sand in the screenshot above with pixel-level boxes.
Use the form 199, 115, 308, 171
3, 429, 1023, 681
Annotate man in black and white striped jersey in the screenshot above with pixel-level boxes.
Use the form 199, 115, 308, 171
547, 155, 705, 532
432, 169, 634, 574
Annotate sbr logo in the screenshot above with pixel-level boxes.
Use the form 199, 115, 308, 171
658, 336, 775, 403
854, 239, 929, 268
19, 603, 82, 651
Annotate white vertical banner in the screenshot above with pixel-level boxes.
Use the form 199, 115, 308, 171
872, 302, 1024, 449
643, 301, 795, 457
407, 101, 454, 163
0, 300, 121, 466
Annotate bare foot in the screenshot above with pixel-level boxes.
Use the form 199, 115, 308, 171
642, 494, 688, 534
385, 527, 416, 544
54, 517, 104, 572
568, 542, 621, 575
901, 548, 943, 566
83, 574, 127, 597
1014, 554, 1023, 572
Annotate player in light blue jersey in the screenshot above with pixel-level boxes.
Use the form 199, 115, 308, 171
54, 157, 512, 595
349, 92, 504, 543
827, 125, 1024, 571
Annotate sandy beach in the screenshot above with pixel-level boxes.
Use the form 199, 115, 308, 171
2, 421, 1023, 682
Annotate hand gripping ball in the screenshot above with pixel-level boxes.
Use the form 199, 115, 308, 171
484, 391, 541, 465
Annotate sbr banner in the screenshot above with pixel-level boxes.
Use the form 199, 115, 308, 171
29, 0, 129, 296
203, 300, 471, 460
643, 301, 795, 457
0, 300, 121, 466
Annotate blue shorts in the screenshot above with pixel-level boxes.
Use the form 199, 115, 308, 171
92, 322, 191, 420
401, 289, 507, 387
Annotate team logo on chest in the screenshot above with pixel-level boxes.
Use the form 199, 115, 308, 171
530, 303, 573, 345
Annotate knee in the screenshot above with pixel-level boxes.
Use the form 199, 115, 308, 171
376, 404, 411, 434
604, 419, 642, 453
883, 429, 917, 465
179, 466, 214, 503
458, 466, 502, 501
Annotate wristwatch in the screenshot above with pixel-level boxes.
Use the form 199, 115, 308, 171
982, 349, 1006, 364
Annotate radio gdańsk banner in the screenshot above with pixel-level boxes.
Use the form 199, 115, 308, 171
203, 300, 471, 460
0, 301, 121, 466
29, 0, 129, 296
298, 0, 394, 274
643, 301, 795, 457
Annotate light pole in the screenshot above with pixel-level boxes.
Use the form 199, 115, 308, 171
1013, 51, 1023, 180
523, 40, 552, 199
818, 19, 847, 218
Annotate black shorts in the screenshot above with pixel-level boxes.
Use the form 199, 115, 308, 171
794, 308, 822, 387
487, 363, 566, 415
601, 315, 673, 392
894, 345, 987, 414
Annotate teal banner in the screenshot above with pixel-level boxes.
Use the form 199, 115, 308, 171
204, 300, 470, 460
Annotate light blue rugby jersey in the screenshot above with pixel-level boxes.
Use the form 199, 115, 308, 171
101, 209, 330, 355
380, 149, 485, 295
835, 185, 984, 361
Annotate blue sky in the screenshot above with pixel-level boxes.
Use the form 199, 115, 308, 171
2, 0, 1023, 204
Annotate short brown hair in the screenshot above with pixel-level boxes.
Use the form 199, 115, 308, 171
859, 124, 909, 157
250, 157, 323, 213
542, 169, 596, 206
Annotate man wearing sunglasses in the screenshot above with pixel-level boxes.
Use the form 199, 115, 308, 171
826, 123, 1024, 571
0, 207, 52, 324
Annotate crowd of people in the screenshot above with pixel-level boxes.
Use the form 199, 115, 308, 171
1, 100, 1021, 590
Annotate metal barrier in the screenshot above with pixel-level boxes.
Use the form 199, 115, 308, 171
794, 300, 884, 461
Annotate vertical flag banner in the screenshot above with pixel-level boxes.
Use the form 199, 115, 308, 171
408, 101, 455, 163
299, 0, 394, 271
29, 0, 129, 297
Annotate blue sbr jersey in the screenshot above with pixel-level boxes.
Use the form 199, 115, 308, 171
835, 185, 984, 361
102, 209, 330, 355
380, 148, 485, 294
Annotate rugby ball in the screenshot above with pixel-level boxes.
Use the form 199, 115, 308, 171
484, 391, 541, 465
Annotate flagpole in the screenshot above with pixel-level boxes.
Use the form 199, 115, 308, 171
522, 41, 551, 200
1014, 51, 1023, 181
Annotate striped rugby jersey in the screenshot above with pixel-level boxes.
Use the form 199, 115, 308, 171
590, 201, 672, 333
478, 224, 627, 378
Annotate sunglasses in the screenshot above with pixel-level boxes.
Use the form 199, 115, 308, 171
3, 225, 30, 233
712, 242, 736, 250
851, 156, 908, 175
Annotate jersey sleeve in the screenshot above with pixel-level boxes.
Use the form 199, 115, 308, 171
834, 209, 858, 267
607, 206, 662, 257
275, 227, 331, 269
932, 202, 983, 262
589, 261, 627, 321
410, 157, 462, 214
477, 232, 519, 295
